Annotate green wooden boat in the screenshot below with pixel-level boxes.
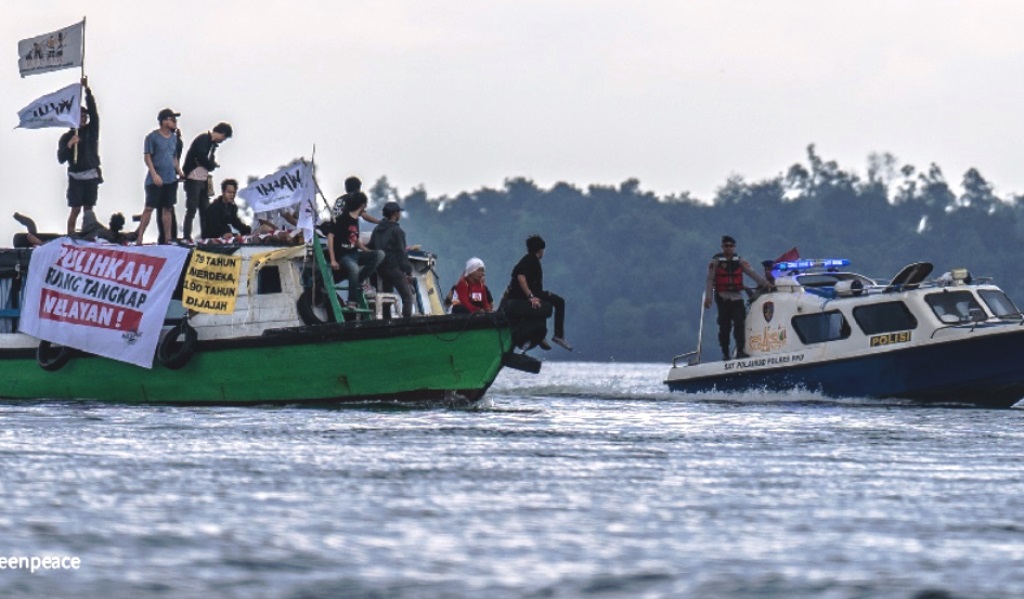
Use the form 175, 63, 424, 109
0, 242, 539, 405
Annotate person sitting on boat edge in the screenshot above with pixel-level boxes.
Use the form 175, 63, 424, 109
506, 234, 572, 351
368, 201, 416, 318
452, 257, 494, 315
328, 191, 383, 308
200, 179, 251, 241
704, 235, 770, 361
13, 211, 137, 247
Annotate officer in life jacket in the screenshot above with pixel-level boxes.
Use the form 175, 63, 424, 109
704, 235, 770, 360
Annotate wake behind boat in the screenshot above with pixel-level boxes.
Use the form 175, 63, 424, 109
665, 258, 1024, 408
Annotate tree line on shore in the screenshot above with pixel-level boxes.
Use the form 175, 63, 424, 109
372, 145, 1024, 362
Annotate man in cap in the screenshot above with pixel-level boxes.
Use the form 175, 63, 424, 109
369, 201, 416, 318
57, 76, 102, 235
704, 235, 770, 360
136, 108, 185, 243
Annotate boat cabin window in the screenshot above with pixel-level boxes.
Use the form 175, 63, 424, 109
256, 266, 283, 294
978, 290, 1022, 321
796, 274, 840, 287
852, 301, 918, 335
925, 290, 986, 324
791, 311, 851, 345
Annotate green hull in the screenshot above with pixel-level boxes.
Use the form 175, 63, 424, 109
0, 314, 524, 405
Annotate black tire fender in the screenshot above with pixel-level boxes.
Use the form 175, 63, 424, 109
157, 320, 198, 370
297, 288, 337, 325
37, 340, 72, 371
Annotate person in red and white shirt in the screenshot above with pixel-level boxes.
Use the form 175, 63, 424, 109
452, 257, 493, 314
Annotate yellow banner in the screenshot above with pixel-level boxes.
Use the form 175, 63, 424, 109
182, 250, 242, 314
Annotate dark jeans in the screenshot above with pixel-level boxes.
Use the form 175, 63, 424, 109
182, 178, 210, 239
378, 266, 415, 318
333, 250, 383, 305
537, 291, 566, 338
715, 296, 747, 356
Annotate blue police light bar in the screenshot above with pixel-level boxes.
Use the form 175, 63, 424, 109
775, 258, 850, 271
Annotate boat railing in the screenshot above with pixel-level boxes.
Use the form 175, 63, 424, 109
673, 291, 707, 367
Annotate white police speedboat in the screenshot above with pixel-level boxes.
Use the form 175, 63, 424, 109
665, 259, 1024, 408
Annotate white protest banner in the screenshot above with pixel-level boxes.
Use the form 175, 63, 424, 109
16, 83, 81, 130
238, 160, 314, 213
18, 239, 190, 369
295, 193, 319, 243
18, 20, 85, 77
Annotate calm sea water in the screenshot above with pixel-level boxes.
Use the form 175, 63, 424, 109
1, 361, 1022, 599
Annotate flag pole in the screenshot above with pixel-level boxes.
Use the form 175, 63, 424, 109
80, 16, 87, 77
74, 16, 87, 164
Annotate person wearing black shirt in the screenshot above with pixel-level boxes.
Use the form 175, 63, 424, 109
201, 179, 251, 240
327, 192, 383, 307
57, 77, 102, 236
508, 234, 572, 351
182, 122, 232, 240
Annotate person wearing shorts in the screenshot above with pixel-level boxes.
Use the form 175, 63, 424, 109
57, 77, 102, 235
136, 108, 184, 243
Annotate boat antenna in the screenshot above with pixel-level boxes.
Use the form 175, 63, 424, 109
308, 144, 331, 219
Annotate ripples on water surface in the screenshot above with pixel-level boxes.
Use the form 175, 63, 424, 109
1, 362, 1022, 599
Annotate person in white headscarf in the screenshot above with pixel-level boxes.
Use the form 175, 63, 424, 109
451, 257, 493, 314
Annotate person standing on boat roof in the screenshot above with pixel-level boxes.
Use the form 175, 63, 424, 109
57, 77, 102, 236
136, 108, 185, 244
369, 201, 416, 318
704, 235, 769, 361
328, 191, 383, 308
182, 122, 233, 241
507, 234, 572, 351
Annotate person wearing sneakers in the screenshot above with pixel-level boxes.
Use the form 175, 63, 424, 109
327, 191, 383, 308
704, 235, 770, 361
137, 108, 185, 243
507, 234, 572, 351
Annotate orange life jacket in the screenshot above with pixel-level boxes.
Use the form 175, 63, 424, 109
714, 255, 744, 292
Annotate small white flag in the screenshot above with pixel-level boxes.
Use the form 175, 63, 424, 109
238, 160, 315, 213
17, 83, 81, 130
295, 193, 320, 243
18, 20, 85, 78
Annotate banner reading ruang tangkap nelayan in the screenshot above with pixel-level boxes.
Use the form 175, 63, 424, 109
18, 238, 190, 369
18, 20, 85, 77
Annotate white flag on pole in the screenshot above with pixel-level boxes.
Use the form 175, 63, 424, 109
18, 20, 85, 77
295, 192, 320, 243
16, 83, 82, 130
238, 160, 315, 213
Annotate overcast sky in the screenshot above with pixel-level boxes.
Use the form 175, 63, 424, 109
3, 1, 1024, 243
